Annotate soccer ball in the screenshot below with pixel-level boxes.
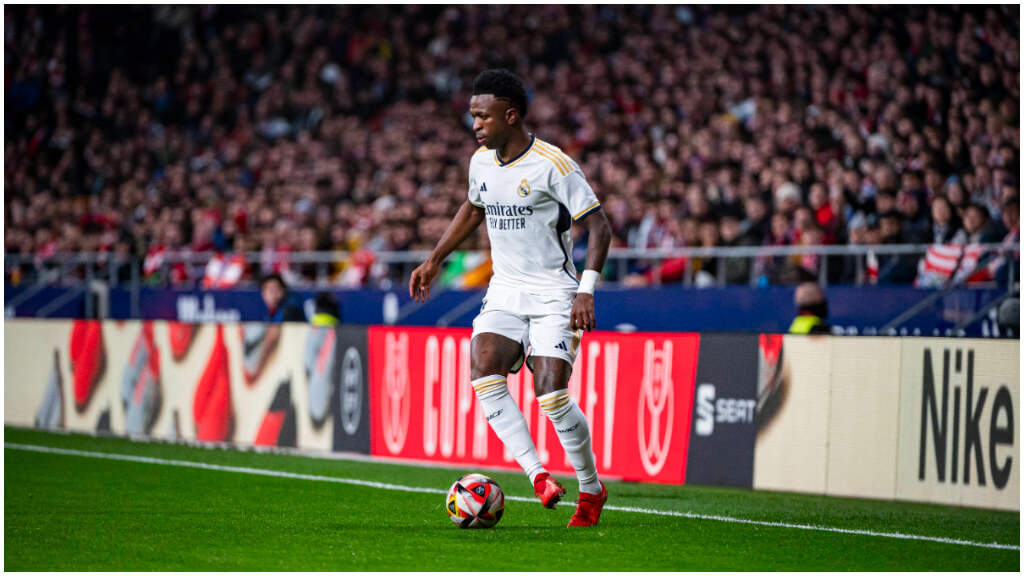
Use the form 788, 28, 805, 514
446, 473, 505, 529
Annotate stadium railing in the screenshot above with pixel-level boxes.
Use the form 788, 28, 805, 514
4, 242, 1018, 293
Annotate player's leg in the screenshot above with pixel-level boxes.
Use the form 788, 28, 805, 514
525, 291, 607, 526
532, 355, 607, 526
471, 332, 565, 507
532, 356, 602, 495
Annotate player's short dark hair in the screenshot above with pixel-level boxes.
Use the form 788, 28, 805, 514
473, 68, 528, 118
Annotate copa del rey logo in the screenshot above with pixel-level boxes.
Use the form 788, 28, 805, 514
382, 332, 411, 453
638, 339, 674, 476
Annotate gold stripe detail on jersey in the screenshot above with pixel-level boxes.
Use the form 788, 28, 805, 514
532, 147, 570, 176
533, 146, 571, 176
570, 329, 582, 356
573, 201, 601, 220
474, 146, 489, 155
534, 140, 574, 175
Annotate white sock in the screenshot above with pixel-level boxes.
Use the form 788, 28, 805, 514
472, 375, 545, 483
538, 389, 602, 495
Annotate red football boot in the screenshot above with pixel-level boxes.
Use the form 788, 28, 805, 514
533, 472, 567, 509
568, 483, 608, 527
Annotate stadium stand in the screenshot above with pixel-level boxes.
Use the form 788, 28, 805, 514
4, 5, 1019, 286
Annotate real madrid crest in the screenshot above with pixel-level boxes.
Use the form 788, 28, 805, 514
517, 179, 531, 197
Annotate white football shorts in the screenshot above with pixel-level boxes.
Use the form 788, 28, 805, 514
471, 285, 583, 372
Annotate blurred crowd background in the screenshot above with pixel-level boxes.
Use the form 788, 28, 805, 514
4, 5, 1020, 287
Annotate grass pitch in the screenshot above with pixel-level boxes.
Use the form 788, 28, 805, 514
4, 427, 1019, 571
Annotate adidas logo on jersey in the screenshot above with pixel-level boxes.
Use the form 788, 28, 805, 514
480, 182, 487, 192
555, 341, 569, 351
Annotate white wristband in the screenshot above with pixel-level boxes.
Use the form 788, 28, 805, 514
577, 269, 600, 294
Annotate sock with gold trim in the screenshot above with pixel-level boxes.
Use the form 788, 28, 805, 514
472, 375, 545, 483
538, 389, 602, 495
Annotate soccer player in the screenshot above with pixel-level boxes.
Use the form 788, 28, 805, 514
409, 69, 612, 527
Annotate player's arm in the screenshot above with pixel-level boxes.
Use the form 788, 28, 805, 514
571, 209, 612, 332
409, 200, 486, 302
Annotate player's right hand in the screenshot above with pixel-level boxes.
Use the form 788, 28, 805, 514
409, 261, 438, 302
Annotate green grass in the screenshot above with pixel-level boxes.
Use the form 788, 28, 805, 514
4, 427, 1019, 571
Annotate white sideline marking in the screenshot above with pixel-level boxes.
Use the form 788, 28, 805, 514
5, 442, 1019, 551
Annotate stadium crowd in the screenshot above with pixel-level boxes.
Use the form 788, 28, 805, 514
4, 5, 1020, 287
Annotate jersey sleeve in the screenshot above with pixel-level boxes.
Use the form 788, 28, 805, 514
467, 158, 485, 207
551, 166, 601, 222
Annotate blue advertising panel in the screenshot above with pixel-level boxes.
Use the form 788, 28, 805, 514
5, 283, 1012, 337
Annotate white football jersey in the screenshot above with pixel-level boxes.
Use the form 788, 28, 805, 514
468, 135, 601, 292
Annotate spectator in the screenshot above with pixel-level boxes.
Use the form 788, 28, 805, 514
953, 204, 999, 245
897, 190, 930, 241
691, 218, 721, 286
259, 273, 305, 322
788, 282, 832, 335
311, 291, 342, 326
993, 195, 1021, 285
719, 213, 757, 284
877, 212, 919, 284
929, 195, 961, 244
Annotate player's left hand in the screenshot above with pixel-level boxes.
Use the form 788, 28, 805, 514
569, 293, 596, 332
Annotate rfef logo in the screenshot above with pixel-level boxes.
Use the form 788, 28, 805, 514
332, 326, 372, 455
339, 346, 363, 436
638, 339, 675, 476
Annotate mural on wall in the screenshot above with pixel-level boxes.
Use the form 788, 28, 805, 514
35, 350, 64, 430
7, 320, 358, 452
70, 320, 105, 414
121, 323, 162, 436
193, 324, 233, 442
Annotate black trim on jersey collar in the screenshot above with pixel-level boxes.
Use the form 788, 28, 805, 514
495, 134, 535, 167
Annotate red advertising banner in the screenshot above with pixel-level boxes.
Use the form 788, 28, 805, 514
368, 326, 699, 484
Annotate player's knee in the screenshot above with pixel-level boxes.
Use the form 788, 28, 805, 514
471, 359, 507, 381
471, 337, 519, 379
470, 348, 502, 379
533, 373, 560, 397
